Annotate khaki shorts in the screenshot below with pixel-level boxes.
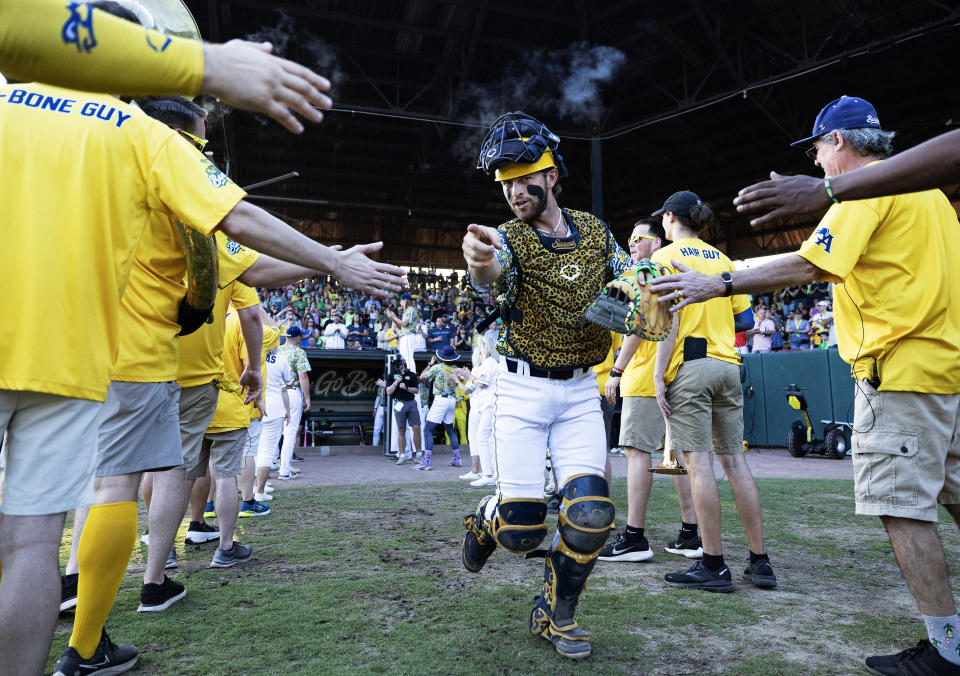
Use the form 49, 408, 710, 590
0, 390, 101, 515
179, 381, 218, 473
189, 429, 246, 480
97, 381, 182, 477
852, 380, 960, 521
665, 358, 743, 454
619, 396, 665, 452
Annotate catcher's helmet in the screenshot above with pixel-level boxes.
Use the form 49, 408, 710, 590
476, 112, 568, 181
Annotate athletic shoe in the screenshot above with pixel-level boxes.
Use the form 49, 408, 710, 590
203, 501, 216, 519
277, 473, 299, 480
60, 573, 78, 612
270, 461, 280, 470
139, 530, 149, 546
664, 533, 704, 559
470, 475, 497, 487
412, 461, 432, 471
743, 558, 778, 589
292, 452, 304, 462
395, 454, 408, 465
866, 640, 960, 676
413, 453, 423, 464
545, 493, 562, 514
254, 492, 273, 502
598, 531, 654, 562
608, 447, 626, 457
165, 547, 178, 570
462, 496, 497, 572
264, 482, 274, 492
529, 600, 592, 661
185, 521, 220, 545
448, 458, 462, 467
211, 541, 253, 568
459, 471, 481, 481
665, 560, 734, 593
238, 500, 271, 517
52, 629, 138, 675
137, 575, 186, 612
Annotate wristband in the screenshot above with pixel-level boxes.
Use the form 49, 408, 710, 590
610, 368, 624, 378
823, 177, 840, 204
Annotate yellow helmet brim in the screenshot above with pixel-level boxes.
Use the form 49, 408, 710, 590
494, 151, 557, 182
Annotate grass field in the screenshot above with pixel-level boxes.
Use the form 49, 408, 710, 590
51, 477, 960, 675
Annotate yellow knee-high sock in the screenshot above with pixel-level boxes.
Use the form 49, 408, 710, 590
69, 501, 138, 658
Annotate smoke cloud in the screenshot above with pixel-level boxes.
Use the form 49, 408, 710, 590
451, 42, 626, 164
245, 13, 344, 89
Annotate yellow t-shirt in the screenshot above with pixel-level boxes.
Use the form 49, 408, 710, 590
208, 313, 280, 432
621, 338, 657, 398
593, 332, 623, 395
178, 253, 260, 388
653, 239, 750, 385
112, 204, 219, 382
0, 83, 243, 401
797, 182, 960, 393
0, 0, 202, 96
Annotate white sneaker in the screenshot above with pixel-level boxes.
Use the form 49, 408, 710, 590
470, 475, 497, 487
270, 461, 280, 470
459, 471, 481, 481
395, 454, 409, 465
264, 484, 275, 493
140, 531, 150, 545
277, 473, 299, 480
254, 492, 273, 501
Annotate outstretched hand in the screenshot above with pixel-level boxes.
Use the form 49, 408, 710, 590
648, 260, 724, 311
462, 224, 502, 268
332, 242, 407, 297
202, 40, 334, 134
733, 171, 831, 227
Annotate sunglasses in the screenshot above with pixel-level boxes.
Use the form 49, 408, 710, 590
804, 146, 818, 163
177, 128, 208, 152
629, 234, 657, 244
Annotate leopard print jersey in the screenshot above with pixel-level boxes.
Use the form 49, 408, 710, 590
497, 209, 612, 369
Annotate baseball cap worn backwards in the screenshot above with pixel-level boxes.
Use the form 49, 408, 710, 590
791, 95, 881, 147
652, 190, 703, 217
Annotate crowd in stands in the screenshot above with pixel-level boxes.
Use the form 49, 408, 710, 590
258, 269, 836, 357
739, 281, 837, 353
258, 269, 497, 353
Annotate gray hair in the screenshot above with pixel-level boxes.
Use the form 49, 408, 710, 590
820, 128, 896, 159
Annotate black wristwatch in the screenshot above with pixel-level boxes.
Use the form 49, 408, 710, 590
720, 271, 734, 297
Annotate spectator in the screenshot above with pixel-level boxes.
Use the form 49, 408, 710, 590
785, 309, 812, 350
747, 307, 776, 353
346, 314, 369, 350
427, 315, 454, 351
781, 285, 803, 313
323, 312, 348, 349
301, 317, 320, 346
453, 324, 472, 352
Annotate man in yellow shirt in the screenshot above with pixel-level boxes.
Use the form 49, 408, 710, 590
0, 71, 404, 675
599, 219, 702, 563
651, 97, 960, 674
649, 191, 772, 595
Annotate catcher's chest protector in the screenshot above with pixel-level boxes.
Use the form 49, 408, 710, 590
500, 210, 612, 369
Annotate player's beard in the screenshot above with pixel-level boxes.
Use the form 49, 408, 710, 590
510, 184, 548, 223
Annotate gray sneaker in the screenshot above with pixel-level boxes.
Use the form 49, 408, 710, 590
211, 541, 253, 568
165, 547, 178, 570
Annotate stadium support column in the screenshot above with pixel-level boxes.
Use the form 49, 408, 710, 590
591, 137, 603, 220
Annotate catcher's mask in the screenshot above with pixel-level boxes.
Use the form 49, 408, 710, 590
476, 112, 568, 181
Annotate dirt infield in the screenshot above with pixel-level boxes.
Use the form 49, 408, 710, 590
286, 444, 853, 487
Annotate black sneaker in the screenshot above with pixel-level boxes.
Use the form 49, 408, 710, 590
60, 573, 78, 612
665, 560, 734, 593
664, 533, 704, 559
52, 629, 138, 675
743, 558, 778, 589
185, 520, 220, 544
292, 452, 304, 462
137, 575, 186, 612
598, 531, 654, 562
545, 493, 562, 515
866, 640, 960, 675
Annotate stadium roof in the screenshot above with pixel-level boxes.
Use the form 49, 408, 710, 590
186, 0, 960, 268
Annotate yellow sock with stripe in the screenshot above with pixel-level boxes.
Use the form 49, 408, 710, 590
68, 501, 138, 658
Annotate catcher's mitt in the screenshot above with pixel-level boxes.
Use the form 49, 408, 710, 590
584, 259, 673, 341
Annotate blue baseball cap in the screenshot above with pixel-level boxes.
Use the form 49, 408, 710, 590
286, 326, 303, 338
399, 292, 412, 300
791, 95, 882, 147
